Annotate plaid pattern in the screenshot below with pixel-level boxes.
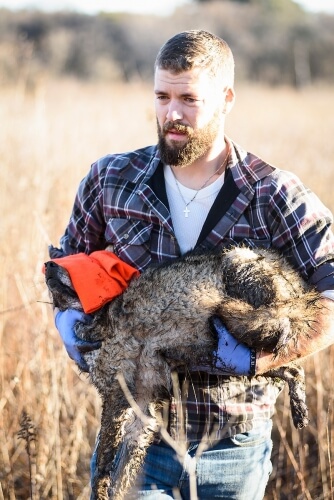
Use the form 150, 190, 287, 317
168, 373, 284, 442
59, 138, 334, 441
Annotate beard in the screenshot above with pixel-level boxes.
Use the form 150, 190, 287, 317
157, 111, 220, 167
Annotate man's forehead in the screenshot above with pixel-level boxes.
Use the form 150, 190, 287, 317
154, 67, 215, 90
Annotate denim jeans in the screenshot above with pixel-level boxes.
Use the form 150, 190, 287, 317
91, 420, 273, 499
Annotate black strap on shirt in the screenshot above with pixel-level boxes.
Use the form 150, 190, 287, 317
147, 161, 170, 210
148, 163, 240, 246
195, 167, 240, 247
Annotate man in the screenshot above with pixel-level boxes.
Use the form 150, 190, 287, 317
51, 30, 334, 499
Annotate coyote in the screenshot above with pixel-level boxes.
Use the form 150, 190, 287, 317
45, 246, 321, 499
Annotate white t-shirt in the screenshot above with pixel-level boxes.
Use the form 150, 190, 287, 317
164, 164, 225, 254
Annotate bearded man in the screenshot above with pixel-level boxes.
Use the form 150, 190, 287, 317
50, 30, 334, 499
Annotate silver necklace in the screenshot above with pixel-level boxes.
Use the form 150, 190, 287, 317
171, 147, 230, 218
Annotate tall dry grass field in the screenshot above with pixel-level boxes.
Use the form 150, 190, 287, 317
1, 79, 334, 499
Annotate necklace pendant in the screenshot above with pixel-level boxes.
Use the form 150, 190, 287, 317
184, 206, 190, 218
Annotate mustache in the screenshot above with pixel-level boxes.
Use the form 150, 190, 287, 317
162, 121, 193, 135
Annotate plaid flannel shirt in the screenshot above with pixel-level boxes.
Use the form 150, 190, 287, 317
58, 138, 334, 441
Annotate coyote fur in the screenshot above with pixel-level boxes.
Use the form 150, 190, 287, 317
45, 245, 321, 499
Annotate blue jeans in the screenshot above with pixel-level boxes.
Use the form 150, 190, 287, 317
91, 420, 273, 499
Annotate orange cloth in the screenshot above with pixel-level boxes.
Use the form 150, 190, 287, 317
44, 251, 140, 313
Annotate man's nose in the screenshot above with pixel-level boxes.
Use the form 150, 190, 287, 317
165, 100, 183, 122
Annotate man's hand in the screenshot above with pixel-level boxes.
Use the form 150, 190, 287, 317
212, 316, 256, 375
55, 309, 102, 372
194, 316, 256, 376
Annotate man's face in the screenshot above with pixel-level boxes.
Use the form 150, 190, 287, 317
154, 67, 226, 167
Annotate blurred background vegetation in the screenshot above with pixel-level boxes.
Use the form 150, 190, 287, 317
1, 1, 334, 498
0, 0, 334, 89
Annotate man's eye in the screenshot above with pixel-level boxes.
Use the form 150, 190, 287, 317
156, 95, 169, 101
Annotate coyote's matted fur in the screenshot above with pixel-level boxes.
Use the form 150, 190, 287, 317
45, 245, 321, 499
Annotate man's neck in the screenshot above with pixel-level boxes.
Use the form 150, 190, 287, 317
170, 140, 229, 190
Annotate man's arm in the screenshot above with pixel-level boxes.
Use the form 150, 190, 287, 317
60, 159, 108, 255
256, 297, 334, 374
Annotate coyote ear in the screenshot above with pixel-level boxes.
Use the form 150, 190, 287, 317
92, 304, 111, 327
81, 306, 109, 343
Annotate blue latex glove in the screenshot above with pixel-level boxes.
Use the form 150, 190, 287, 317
212, 316, 256, 375
194, 316, 256, 376
55, 309, 102, 372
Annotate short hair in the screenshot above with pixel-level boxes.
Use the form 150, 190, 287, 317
155, 30, 235, 87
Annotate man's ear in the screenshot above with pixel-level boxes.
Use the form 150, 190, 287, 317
223, 87, 235, 115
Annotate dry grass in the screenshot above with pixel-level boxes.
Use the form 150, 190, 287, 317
1, 77, 334, 499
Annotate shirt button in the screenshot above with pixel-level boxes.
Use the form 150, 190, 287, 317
123, 234, 129, 240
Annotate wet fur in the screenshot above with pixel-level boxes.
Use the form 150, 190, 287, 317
45, 246, 321, 499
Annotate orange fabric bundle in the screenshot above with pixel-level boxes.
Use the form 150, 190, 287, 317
44, 250, 140, 313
